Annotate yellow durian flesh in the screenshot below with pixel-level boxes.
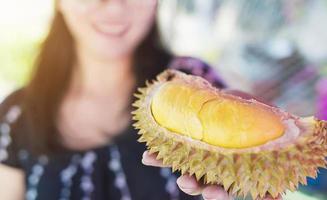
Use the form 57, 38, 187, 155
132, 69, 327, 199
151, 82, 285, 148
151, 82, 216, 140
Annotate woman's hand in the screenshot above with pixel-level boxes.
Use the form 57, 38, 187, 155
142, 151, 282, 200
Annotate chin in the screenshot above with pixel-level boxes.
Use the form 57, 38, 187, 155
91, 43, 134, 60
91, 28, 142, 59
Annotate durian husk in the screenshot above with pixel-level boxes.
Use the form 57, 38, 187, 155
132, 69, 327, 199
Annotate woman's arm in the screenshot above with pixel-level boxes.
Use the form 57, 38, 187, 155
0, 164, 25, 200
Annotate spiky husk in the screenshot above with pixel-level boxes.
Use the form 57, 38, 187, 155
132, 70, 327, 199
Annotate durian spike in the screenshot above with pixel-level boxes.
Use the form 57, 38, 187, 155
132, 69, 327, 200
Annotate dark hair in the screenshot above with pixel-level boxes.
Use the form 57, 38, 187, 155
20, 11, 171, 155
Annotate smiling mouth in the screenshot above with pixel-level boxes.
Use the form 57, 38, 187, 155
93, 23, 129, 37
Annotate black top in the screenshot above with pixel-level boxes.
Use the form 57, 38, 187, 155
0, 89, 204, 200
0, 57, 225, 200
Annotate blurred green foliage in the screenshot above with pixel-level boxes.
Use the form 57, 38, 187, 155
322, 65, 327, 76
0, 31, 40, 88
0, 0, 52, 91
0, 1, 326, 199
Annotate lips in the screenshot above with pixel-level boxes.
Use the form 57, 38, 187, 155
93, 22, 129, 37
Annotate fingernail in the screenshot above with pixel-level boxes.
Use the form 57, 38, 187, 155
178, 184, 194, 192
177, 177, 202, 195
179, 187, 201, 196
203, 198, 217, 200
177, 176, 196, 188
180, 188, 193, 193
141, 158, 151, 165
142, 151, 149, 158
141, 152, 151, 165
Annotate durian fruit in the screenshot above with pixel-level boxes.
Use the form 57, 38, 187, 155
132, 69, 327, 199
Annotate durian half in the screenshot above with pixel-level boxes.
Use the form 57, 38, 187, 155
132, 69, 327, 199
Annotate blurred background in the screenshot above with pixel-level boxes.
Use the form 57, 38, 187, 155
0, 0, 326, 199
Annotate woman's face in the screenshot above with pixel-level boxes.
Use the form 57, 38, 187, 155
58, 0, 158, 59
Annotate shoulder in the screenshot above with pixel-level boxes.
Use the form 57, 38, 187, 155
0, 88, 24, 121
0, 88, 25, 166
168, 56, 226, 88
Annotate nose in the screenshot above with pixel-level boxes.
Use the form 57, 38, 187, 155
102, 0, 126, 7
101, 0, 125, 13
101, 0, 126, 6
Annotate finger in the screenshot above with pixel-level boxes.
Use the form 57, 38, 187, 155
176, 175, 203, 196
202, 185, 232, 200
141, 151, 168, 167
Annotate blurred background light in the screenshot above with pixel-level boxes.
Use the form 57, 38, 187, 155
158, 0, 327, 117
0, 0, 327, 199
0, 0, 53, 101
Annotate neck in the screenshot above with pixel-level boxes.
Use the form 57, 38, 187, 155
57, 48, 136, 151
71, 48, 135, 96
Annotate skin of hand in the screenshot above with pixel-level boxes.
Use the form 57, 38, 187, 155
142, 151, 282, 200
141, 89, 282, 200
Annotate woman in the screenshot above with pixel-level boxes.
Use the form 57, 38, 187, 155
0, 0, 280, 199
